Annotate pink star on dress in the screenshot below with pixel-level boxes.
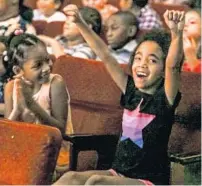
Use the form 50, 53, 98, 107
121, 99, 156, 148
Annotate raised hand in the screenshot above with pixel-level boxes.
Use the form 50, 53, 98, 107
63, 4, 84, 24
164, 10, 185, 34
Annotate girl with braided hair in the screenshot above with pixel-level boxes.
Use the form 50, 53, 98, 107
4, 30, 72, 174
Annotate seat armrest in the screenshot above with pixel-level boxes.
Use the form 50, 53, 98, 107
169, 152, 201, 165
63, 134, 119, 170
63, 134, 119, 151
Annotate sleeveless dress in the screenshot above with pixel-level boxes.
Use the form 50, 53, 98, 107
16, 74, 73, 168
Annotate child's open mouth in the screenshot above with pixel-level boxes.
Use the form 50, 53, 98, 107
136, 71, 148, 78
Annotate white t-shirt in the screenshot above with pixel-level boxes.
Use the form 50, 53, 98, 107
33, 9, 66, 23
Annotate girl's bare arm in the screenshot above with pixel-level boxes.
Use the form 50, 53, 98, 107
164, 10, 185, 106
4, 81, 20, 120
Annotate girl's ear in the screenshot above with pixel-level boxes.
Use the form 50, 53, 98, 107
12, 65, 22, 75
128, 25, 137, 38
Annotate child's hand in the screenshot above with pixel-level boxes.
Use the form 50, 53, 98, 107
13, 74, 34, 106
183, 36, 198, 60
5, 23, 21, 36
13, 79, 27, 112
164, 10, 185, 34
63, 4, 84, 24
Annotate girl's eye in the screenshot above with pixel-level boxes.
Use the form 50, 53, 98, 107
134, 56, 141, 61
111, 25, 118, 30
190, 21, 196, 24
33, 62, 42, 69
149, 59, 157, 64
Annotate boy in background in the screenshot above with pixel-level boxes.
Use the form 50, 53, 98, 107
102, 11, 138, 64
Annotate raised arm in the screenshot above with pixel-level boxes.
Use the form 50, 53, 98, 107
63, 5, 128, 93
164, 10, 185, 106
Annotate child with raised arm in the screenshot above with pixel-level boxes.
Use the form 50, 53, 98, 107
3, 30, 72, 176
54, 5, 185, 185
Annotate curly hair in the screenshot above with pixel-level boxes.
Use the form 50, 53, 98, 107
129, 30, 171, 68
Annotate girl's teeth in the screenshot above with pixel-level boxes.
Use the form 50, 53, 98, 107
137, 72, 147, 76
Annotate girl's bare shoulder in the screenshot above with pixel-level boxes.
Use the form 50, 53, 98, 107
5, 80, 14, 92
50, 74, 67, 94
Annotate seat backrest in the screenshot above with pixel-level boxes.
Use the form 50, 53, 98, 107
32, 20, 48, 35
32, 21, 64, 37
168, 72, 201, 155
52, 56, 123, 135
52, 56, 124, 170
0, 119, 62, 185
43, 21, 65, 37
151, 3, 190, 29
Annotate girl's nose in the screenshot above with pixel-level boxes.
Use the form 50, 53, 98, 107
139, 59, 147, 68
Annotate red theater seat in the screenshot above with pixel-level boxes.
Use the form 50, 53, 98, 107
0, 119, 62, 185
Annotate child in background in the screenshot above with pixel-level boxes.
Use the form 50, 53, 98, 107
38, 6, 102, 59
104, 11, 138, 64
3, 30, 72, 176
33, 0, 66, 22
182, 8, 201, 73
119, 0, 163, 30
0, 0, 36, 36
54, 5, 184, 185
82, 0, 118, 24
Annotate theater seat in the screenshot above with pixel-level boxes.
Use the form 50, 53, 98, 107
0, 119, 62, 185
52, 56, 126, 171
32, 21, 64, 37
